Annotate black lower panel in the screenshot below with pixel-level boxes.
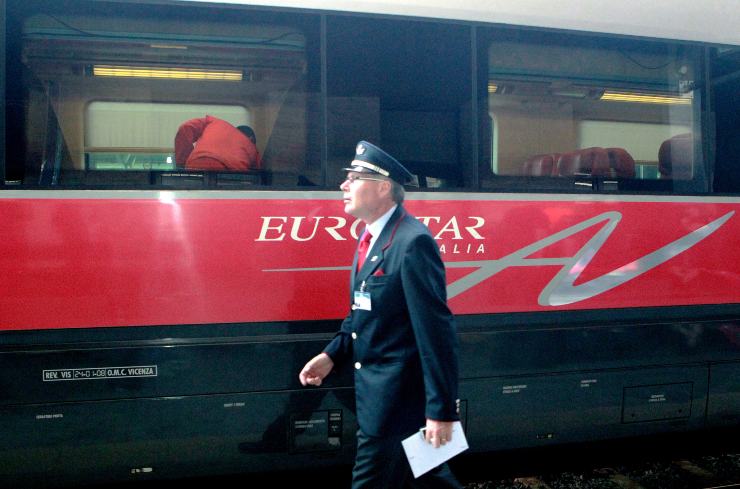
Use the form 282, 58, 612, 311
0, 388, 356, 488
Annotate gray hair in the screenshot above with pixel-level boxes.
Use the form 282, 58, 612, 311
390, 180, 405, 204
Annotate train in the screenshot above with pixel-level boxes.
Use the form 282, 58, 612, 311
1, 0, 739, 486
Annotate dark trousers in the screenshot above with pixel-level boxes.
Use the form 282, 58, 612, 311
351, 430, 463, 489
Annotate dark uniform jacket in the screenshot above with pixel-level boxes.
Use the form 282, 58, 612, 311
324, 206, 459, 437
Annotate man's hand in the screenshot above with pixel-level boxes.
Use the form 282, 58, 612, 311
424, 418, 454, 448
299, 353, 334, 386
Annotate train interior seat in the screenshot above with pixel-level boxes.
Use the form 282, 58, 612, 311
658, 133, 693, 179
605, 147, 637, 178
522, 147, 635, 179
556, 147, 612, 177
521, 154, 556, 176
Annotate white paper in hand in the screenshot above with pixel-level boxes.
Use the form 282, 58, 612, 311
401, 421, 468, 478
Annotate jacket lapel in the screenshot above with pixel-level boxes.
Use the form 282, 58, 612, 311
353, 206, 405, 286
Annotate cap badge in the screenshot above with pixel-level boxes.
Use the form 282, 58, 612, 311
356, 144, 366, 155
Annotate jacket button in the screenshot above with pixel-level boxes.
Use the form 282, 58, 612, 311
354, 362, 362, 370
351, 332, 357, 339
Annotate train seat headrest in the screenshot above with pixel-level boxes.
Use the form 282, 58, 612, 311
658, 133, 693, 180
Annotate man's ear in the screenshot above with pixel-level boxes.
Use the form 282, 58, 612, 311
383, 179, 394, 195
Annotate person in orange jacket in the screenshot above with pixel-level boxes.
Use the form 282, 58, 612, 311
174, 115, 261, 171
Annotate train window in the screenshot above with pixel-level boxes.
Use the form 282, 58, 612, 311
480, 30, 704, 193
6, 0, 320, 188
325, 16, 473, 189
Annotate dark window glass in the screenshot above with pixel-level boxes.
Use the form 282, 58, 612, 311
326, 16, 473, 189
712, 46, 740, 194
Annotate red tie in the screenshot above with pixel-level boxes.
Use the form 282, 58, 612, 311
357, 230, 373, 271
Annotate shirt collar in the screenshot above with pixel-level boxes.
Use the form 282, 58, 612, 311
365, 204, 397, 252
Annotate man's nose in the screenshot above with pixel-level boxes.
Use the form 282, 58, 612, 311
340, 180, 349, 191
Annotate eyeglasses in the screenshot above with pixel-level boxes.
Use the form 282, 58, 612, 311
344, 175, 388, 184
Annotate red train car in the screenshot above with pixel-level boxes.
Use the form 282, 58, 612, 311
1, 0, 739, 486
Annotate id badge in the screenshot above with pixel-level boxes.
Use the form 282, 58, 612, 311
354, 291, 372, 311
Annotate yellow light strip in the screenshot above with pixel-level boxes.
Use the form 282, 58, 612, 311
149, 44, 188, 50
93, 65, 242, 81
600, 90, 691, 105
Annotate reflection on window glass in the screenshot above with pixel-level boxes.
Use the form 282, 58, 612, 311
14, 1, 314, 188
485, 33, 699, 187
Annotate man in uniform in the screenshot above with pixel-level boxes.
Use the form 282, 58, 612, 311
299, 141, 462, 488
